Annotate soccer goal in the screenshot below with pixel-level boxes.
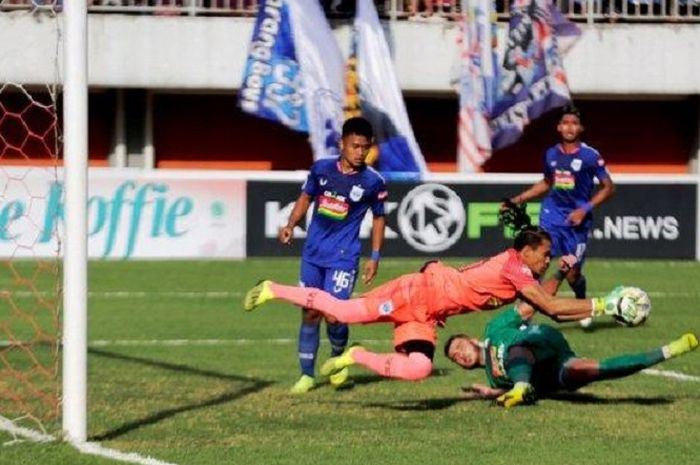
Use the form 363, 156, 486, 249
0, 0, 88, 443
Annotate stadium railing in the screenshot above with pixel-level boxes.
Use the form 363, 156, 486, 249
0, 0, 698, 22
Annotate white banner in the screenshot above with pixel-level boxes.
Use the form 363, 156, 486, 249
0, 168, 246, 259
288, 0, 345, 160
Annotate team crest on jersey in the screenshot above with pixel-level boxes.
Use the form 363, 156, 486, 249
378, 300, 394, 316
349, 184, 364, 202
571, 159, 582, 172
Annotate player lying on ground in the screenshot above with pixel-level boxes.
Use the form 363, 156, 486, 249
243, 228, 647, 383
444, 303, 698, 408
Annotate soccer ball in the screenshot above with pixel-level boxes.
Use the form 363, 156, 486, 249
613, 286, 651, 327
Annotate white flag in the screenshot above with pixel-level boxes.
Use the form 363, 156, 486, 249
354, 0, 427, 176
288, 0, 345, 160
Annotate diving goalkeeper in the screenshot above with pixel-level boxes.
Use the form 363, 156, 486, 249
244, 228, 646, 383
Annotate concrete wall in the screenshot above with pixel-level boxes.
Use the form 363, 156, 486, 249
1, 13, 699, 94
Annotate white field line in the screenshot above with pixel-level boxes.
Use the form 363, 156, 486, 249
0, 416, 175, 465
641, 368, 700, 382
4, 290, 700, 300
74, 441, 179, 465
0, 415, 178, 465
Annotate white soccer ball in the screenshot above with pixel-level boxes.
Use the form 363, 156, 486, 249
614, 286, 651, 327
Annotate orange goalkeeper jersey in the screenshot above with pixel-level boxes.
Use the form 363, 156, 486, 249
423, 249, 538, 319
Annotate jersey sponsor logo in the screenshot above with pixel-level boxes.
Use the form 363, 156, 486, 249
553, 169, 575, 190
489, 345, 506, 379
397, 184, 466, 253
378, 300, 394, 316
349, 184, 365, 202
520, 265, 533, 277
570, 159, 582, 172
317, 192, 349, 220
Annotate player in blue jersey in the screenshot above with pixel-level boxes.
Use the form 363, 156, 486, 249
278, 116, 387, 394
506, 105, 615, 329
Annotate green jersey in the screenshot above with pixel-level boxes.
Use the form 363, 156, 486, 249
482, 307, 576, 391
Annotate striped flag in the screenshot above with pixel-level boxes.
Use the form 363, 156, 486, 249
457, 0, 497, 172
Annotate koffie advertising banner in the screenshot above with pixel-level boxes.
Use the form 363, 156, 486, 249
247, 180, 696, 259
0, 167, 246, 259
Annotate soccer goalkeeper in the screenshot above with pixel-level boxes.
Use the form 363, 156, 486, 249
445, 302, 698, 408
244, 228, 642, 383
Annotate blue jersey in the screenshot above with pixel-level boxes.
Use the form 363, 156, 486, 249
540, 143, 610, 228
301, 158, 387, 269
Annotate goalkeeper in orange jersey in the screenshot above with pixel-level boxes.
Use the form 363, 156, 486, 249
244, 228, 641, 384
445, 301, 698, 408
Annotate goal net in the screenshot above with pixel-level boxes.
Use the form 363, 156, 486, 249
0, 0, 62, 435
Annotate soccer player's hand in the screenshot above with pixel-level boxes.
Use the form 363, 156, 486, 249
558, 254, 577, 274
566, 208, 587, 226
362, 259, 378, 285
495, 382, 536, 408
461, 384, 504, 400
278, 225, 294, 245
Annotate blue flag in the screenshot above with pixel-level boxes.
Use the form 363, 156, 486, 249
239, 0, 345, 160
489, 0, 581, 150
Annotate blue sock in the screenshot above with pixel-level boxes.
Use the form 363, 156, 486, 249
326, 323, 349, 357
571, 275, 587, 299
298, 322, 320, 377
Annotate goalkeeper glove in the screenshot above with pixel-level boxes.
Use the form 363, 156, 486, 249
495, 382, 536, 409
591, 287, 631, 318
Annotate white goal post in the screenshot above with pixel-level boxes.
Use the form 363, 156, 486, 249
62, 0, 88, 444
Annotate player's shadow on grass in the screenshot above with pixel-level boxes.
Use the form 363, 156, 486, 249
547, 392, 673, 405
348, 368, 452, 388
558, 320, 624, 333
365, 397, 465, 411
88, 348, 273, 441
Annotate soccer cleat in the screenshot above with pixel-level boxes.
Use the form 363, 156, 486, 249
329, 367, 354, 390
320, 344, 364, 377
664, 333, 699, 359
289, 374, 316, 394
243, 280, 274, 311
496, 382, 536, 409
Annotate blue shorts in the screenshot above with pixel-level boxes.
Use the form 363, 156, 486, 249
299, 260, 357, 300
541, 223, 590, 269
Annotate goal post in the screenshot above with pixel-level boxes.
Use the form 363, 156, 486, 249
61, 0, 88, 444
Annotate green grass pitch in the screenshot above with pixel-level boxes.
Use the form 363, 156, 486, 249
1, 258, 699, 465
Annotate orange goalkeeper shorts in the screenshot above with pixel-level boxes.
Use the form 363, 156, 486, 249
363, 273, 437, 347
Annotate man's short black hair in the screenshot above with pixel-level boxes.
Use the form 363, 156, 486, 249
513, 227, 551, 251
342, 116, 374, 140
560, 103, 582, 123
443, 333, 470, 359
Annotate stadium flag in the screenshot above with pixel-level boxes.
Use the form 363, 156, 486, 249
353, 0, 427, 178
456, 0, 497, 172
489, 0, 581, 151
239, 0, 345, 160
